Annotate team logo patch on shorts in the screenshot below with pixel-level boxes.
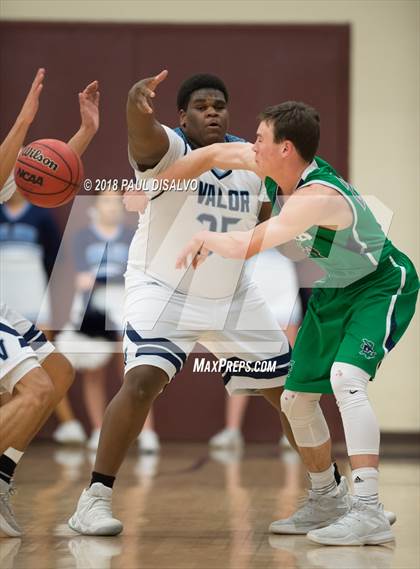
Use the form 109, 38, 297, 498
359, 339, 377, 360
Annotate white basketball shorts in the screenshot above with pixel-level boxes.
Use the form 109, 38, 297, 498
123, 270, 291, 395
0, 302, 55, 394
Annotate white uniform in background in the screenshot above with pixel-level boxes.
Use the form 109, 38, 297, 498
0, 180, 54, 394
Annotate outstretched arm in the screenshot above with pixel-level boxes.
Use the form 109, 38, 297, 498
127, 69, 169, 168
67, 80, 100, 156
158, 141, 262, 182
0, 68, 45, 189
176, 186, 351, 268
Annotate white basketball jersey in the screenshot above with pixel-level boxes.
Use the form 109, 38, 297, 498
127, 126, 267, 299
0, 172, 17, 204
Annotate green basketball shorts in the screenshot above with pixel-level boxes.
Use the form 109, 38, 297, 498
285, 252, 419, 394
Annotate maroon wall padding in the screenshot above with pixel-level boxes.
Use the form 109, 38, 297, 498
0, 22, 349, 442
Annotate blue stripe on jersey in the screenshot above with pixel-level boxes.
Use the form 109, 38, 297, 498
0, 323, 29, 348
222, 350, 291, 385
134, 345, 184, 374
125, 323, 187, 373
23, 324, 39, 342
23, 325, 48, 350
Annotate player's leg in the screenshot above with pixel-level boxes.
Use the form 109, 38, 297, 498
259, 386, 298, 452
0, 329, 55, 538
93, 364, 168, 477
269, 296, 354, 535
68, 277, 195, 536
138, 409, 160, 453
307, 278, 419, 545
28, 351, 75, 437
0, 364, 55, 454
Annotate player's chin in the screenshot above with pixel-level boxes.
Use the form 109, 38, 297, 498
202, 130, 225, 146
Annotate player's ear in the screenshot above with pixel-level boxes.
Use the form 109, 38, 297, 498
281, 140, 292, 157
179, 109, 187, 128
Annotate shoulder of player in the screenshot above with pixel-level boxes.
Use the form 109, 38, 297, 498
295, 183, 338, 197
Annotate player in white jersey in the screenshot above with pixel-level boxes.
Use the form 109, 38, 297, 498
0, 69, 99, 536
68, 70, 311, 536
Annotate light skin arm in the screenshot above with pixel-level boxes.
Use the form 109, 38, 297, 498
124, 136, 262, 214
0, 68, 45, 189
157, 141, 262, 182
67, 80, 100, 157
176, 185, 353, 269
127, 69, 169, 168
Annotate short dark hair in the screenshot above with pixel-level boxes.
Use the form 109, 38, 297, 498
177, 74, 229, 111
258, 102, 320, 162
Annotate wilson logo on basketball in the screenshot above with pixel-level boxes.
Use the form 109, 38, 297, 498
22, 146, 59, 172
15, 167, 43, 186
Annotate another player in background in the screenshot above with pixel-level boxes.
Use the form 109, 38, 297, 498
168, 101, 417, 545
0, 69, 99, 537
0, 181, 87, 445
68, 70, 301, 536
56, 192, 161, 451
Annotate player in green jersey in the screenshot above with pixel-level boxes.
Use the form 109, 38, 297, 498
159, 101, 419, 546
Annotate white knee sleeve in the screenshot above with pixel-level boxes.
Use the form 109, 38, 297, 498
330, 362, 379, 455
281, 390, 330, 447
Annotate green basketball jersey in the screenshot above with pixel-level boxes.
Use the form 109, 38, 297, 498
265, 157, 397, 287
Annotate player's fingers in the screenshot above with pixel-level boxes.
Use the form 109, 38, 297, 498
144, 88, 155, 99
137, 98, 153, 114
149, 69, 168, 90
32, 68, 45, 88
83, 80, 99, 94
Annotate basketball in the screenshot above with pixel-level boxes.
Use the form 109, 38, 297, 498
14, 139, 84, 207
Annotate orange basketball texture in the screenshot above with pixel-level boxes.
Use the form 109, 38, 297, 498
14, 139, 84, 207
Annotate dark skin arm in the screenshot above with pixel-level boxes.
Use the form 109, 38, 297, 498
126, 69, 170, 169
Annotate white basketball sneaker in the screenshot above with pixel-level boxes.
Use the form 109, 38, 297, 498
269, 477, 351, 534
53, 420, 87, 445
208, 428, 244, 449
307, 499, 395, 545
68, 483, 123, 536
0, 480, 22, 537
87, 428, 101, 451
351, 495, 396, 526
138, 430, 160, 453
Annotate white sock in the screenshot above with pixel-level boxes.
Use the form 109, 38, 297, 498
309, 464, 337, 495
352, 467, 379, 505
4, 447, 24, 463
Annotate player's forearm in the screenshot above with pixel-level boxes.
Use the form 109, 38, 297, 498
67, 126, 96, 157
200, 216, 302, 261
198, 229, 252, 259
126, 90, 168, 166
158, 145, 217, 182
0, 117, 31, 188
158, 142, 255, 183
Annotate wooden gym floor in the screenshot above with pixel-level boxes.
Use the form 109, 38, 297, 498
1, 442, 419, 569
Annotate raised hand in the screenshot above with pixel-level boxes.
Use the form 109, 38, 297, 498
129, 69, 168, 114
79, 80, 100, 134
17, 67, 45, 125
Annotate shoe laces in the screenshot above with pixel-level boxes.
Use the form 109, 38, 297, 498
333, 498, 371, 526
